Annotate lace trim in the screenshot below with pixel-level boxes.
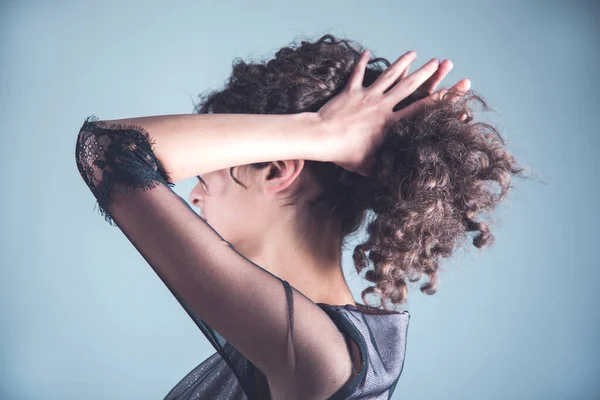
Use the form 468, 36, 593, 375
75, 114, 175, 227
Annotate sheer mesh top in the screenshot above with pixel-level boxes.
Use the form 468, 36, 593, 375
74, 115, 411, 399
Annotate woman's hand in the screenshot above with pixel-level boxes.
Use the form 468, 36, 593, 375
318, 50, 471, 177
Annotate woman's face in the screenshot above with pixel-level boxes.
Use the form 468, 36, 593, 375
188, 167, 263, 245
188, 161, 311, 250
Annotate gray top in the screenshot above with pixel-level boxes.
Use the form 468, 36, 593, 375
164, 293, 410, 400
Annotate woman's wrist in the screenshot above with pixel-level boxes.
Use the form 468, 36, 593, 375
300, 111, 341, 164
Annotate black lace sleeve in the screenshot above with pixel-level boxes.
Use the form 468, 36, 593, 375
74, 115, 364, 399
75, 114, 175, 227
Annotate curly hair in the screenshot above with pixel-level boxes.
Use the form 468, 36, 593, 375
190, 33, 531, 311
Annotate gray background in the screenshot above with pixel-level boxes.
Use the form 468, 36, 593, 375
1, 0, 598, 398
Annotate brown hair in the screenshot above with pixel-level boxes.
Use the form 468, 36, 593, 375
191, 34, 533, 311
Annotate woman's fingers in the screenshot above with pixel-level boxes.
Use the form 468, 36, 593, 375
369, 50, 418, 93
398, 61, 412, 80
437, 78, 471, 121
392, 78, 472, 121
457, 78, 471, 92
385, 56, 418, 95
440, 78, 471, 103
453, 79, 471, 120
347, 49, 372, 91
426, 78, 471, 104
384, 57, 440, 105
421, 59, 454, 96
404, 59, 454, 104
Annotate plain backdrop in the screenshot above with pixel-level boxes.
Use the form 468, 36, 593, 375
1, 0, 598, 399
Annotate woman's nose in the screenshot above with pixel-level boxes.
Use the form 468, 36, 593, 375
189, 189, 204, 209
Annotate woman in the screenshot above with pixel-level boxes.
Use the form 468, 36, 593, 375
75, 34, 526, 399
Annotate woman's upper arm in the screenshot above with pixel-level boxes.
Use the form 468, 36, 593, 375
74, 116, 354, 395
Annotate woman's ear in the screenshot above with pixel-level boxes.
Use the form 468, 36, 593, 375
261, 160, 305, 194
